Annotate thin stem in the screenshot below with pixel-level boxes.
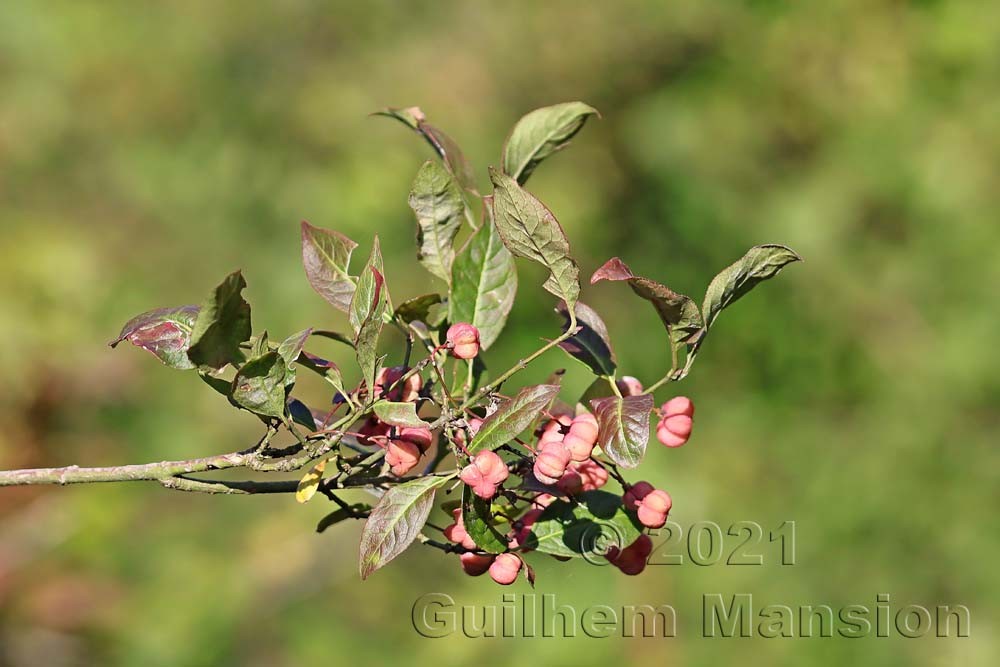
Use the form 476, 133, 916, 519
0, 452, 251, 487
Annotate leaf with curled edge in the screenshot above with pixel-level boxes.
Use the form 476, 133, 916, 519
489, 168, 580, 311
359, 475, 452, 579
502, 101, 599, 185
350, 238, 389, 389
276, 328, 312, 367
408, 161, 465, 283
591, 257, 703, 348
556, 300, 616, 376
468, 384, 561, 453
590, 394, 654, 469
461, 486, 508, 554
394, 293, 442, 325
109, 305, 200, 370
301, 221, 358, 313
449, 196, 517, 350
187, 271, 252, 370
374, 106, 478, 197
702, 244, 802, 330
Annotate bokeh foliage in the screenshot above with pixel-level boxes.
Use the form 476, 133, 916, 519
1, 1, 997, 665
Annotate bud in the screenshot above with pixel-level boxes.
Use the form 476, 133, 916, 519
446, 323, 481, 360
460, 552, 494, 576
489, 553, 522, 585
459, 450, 509, 499
636, 489, 672, 529
533, 441, 571, 485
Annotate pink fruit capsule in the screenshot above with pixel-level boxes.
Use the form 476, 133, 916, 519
489, 553, 522, 585
563, 413, 599, 462
533, 441, 571, 485
459, 450, 509, 499
460, 552, 494, 577
622, 481, 654, 511
636, 489, 672, 529
385, 439, 421, 476
447, 323, 481, 360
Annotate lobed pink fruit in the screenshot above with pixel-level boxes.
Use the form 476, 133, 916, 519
656, 397, 694, 448
563, 413, 599, 462
555, 469, 583, 495
607, 534, 653, 576
459, 450, 509, 499
533, 441, 572, 485
509, 509, 543, 551
616, 376, 644, 396
374, 366, 422, 402
397, 426, 433, 454
636, 489, 672, 529
460, 552, 494, 576
622, 481, 654, 511
357, 417, 391, 447
489, 553, 522, 585
386, 439, 421, 476
447, 323, 481, 360
443, 508, 478, 551
571, 459, 609, 491
661, 396, 694, 418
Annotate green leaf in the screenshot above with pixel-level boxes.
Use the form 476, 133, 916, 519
109, 305, 200, 370
590, 394, 654, 469
359, 475, 451, 579
350, 238, 389, 388
591, 257, 703, 348
231, 351, 288, 418
298, 351, 347, 398
277, 328, 312, 367
526, 490, 642, 558
449, 196, 517, 350
408, 161, 464, 284
502, 101, 599, 185
556, 300, 616, 376
375, 106, 478, 197
702, 244, 802, 330
373, 401, 428, 428
469, 384, 561, 453
394, 293, 442, 325
301, 221, 359, 313
489, 168, 580, 311
461, 486, 508, 554
317, 504, 372, 533
187, 271, 252, 370
250, 331, 270, 358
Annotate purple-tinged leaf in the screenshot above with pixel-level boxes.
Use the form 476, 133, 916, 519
591, 257, 703, 348
556, 300, 616, 376
109, 305, 200, 370
489, 168, 580, 311
301, 221, 359, 313
449, 196, 517, 350
469, 384, 561, 453
350, 239, 389, 389
502, 102, 599, 185
702, 244, 802, 330
590, 394, 654, 469
187, 271, 252, 370
359, 475, 451, 579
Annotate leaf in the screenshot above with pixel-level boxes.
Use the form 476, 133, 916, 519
350, 239, 389, 388
502, 101, 599, 185
317, 504, 372, 533
311, 330, 355, 348
231, 351, 288, 419
590, 394, 654, 469
469, 384, 561, 453
591, 257, 703, 347
408, 161, 464, 283
461, 486, 508, 554
301, 221, 359, 313
287, 398, 320, 431
449, 196, 517, 350
394, 293, 442, 325
109, 305, 200, 369
375, 106, 478, 196
489, 168, 580, 311
250, 331, 270, 358
277, 328, 312, 367
359, 475, 451, 579
556, 300, 616, 376
526, 490, 642, 558
703, 244, 802, 330
298, 351, 347, 396
373, 401, 428, 428
296, 458, 328, 504
187, 271, 253, 370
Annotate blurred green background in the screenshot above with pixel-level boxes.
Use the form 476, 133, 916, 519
1, 1, 997, 665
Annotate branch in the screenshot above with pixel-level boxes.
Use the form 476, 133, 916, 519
0, 452, 251, 487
